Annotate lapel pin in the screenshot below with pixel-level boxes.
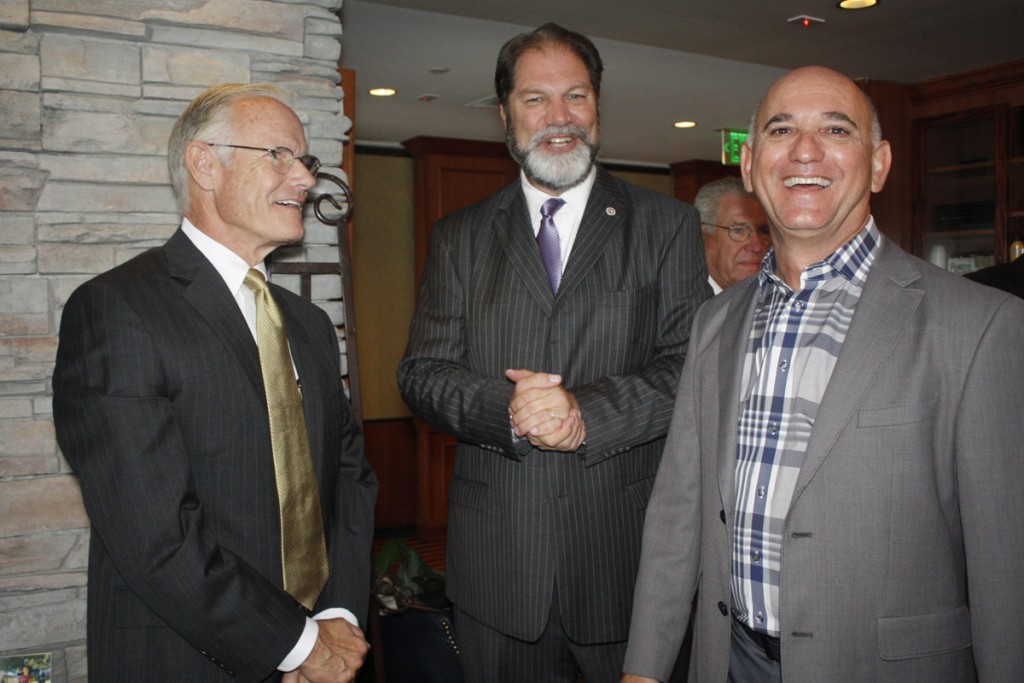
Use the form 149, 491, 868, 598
606, 207, 617, 216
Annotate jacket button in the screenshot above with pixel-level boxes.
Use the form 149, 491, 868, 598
720, 509, 726, 523
718, 601, 728, 615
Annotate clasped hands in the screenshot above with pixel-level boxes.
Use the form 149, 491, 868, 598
506, 369, 586, 452
283, 618, 369, 683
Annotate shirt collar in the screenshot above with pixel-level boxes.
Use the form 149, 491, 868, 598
758, 217, 882, 296
181, 218, 267, 294
520, 166, 597, 225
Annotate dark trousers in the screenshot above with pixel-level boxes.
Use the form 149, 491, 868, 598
728, 617, 782, 683
455, 599, 626, 683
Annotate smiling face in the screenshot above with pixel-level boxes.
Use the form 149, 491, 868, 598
742, 67, 890, 261
703, 192, 770, 289
187, 96, 315, 265
501, 46, 600, 195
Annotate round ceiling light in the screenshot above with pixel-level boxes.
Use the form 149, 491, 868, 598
838, 0, 877, 8
368, 88, 397, 97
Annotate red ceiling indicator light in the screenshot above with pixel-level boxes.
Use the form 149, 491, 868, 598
788, 14, 826, 27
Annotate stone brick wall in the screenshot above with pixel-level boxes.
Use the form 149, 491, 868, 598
0, 1, 350, 679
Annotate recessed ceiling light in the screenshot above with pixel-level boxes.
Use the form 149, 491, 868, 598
369, 88, 396, 97
838, 0, 877, 8
674, 121, 697, 129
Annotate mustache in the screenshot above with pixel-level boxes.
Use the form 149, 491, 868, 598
526, 124, 593, 149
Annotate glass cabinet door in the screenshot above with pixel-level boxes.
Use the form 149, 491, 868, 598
1009, 105, 1024, 259
918, 110, 998, 274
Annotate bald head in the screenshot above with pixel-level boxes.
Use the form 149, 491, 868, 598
747, 67, 881, 150
739, 66, 892, 276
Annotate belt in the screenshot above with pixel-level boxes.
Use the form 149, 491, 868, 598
736, 617, 781, 662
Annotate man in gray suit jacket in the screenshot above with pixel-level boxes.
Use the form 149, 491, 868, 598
623, 67, 1024, 683
398, 23, 708, 683
53, 84, 377, 682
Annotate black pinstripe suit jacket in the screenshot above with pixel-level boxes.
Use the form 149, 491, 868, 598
398, 167, 709, 643
53, 229, 378, 682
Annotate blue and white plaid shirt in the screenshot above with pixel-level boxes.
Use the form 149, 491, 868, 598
732, 219, 881, 636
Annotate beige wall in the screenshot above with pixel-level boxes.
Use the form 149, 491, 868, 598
352, 152, 415, 419
606, 167, 674, 196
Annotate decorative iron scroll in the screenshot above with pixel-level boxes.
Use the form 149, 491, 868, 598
312, 171, 354, 225
269, 172, 362, 426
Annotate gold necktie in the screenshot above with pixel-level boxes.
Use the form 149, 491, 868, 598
243, 269, 328, 610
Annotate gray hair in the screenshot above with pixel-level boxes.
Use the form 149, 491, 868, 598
695, 177, 748, 235
167, 83, 288, 213
745, 90, 882, 150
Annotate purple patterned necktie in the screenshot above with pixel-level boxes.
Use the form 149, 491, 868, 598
538, 197, 565, 294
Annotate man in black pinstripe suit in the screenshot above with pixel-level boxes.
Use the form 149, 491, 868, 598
53, 84, 377, 682
398, 24, 709, 683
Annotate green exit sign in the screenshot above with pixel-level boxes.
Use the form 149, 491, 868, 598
721, 129, 748, 166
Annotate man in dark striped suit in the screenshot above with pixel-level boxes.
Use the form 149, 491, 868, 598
398, 23, 709, 683
53, 84, 377, 682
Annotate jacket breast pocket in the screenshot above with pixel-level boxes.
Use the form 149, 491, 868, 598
877, 604, 972, 660
592, 284, 657, 365
852, 399, 938, 476
857, 399, 936, 427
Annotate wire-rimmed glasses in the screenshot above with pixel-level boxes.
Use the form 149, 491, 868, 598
206, 143, 321, 176
703, 222, 771, 244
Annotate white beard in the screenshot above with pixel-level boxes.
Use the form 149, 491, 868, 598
508, 123, 599, 192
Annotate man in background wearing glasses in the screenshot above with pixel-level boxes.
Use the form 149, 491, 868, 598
53, 84, 377, 683
695, 177, 770, 294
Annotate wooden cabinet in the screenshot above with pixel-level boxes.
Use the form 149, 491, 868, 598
404, 136, 519, 281
670, 158, 740, 204
1009, 105, 1024, 254
402, 136, 519, 537
912, 104, 1024, 272
903, 61, 1024, 270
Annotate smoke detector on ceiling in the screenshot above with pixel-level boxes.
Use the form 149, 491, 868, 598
788, 14, 825, 27
466, 95, 500, 108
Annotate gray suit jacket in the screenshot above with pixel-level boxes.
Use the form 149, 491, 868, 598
53, 229, 378, 682
398, 168, 709, 642
625, 236, 1024, 682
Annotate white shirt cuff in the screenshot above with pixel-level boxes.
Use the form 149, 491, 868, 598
278, 608, 360, 671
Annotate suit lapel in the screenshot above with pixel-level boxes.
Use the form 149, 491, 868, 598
790, 239, 924, 504
163, 229, 264, 399
493, 182, 560, 313
557, 168, 624, 301
715, 281, 760, 514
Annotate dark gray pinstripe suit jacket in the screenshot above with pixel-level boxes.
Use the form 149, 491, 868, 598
53, 229, 378, 682
398, 167, 709, 643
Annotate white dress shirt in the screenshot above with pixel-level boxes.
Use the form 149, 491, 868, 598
708, 275, 724, 296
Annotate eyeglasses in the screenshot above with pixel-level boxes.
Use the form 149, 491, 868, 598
704, 222, 771, 245
206, 143, 321, 176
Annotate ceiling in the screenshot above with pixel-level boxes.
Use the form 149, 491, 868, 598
338, 0, 1024, 166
